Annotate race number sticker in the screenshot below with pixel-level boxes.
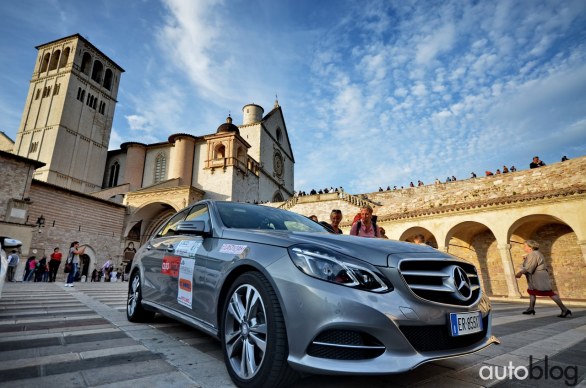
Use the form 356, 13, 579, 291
162, 256, 181, 277
219, 244, 248, 255
175, 240, 202, 257
178, 258, 196, 308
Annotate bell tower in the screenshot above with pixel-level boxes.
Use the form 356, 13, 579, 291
13, 34, 124, 193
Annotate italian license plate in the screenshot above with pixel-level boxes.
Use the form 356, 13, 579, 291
449, 311, 483, 337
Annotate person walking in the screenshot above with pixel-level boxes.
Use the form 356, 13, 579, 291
65, 241, 85, 287
24, 256, 37, 282
515, 240, 571, 317
6, 250, 19, 282
48, 247, 62, 282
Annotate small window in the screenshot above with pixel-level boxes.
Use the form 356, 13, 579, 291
108, 161, 120, 187
154, 153, 167, 183
276, 128, 283, 143
29, 142, 39, 153
156, 208, 190, 238
35, 89, 41, 100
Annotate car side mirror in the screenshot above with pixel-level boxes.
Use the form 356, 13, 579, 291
0, 237, 22, 248
175, 221, 211, 237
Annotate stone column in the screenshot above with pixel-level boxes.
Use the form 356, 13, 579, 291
578, 240, 586, 266
498, 243, 522, 298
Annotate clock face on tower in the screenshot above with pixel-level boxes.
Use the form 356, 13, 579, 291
273, 152, 283, 177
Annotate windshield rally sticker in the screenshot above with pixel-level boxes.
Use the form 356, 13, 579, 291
219, 244, 248, 254
175, 240, 203, 257
162, 256, 181, 277
178, 258, 196, 308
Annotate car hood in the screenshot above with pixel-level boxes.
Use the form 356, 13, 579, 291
219, 229, 449, 267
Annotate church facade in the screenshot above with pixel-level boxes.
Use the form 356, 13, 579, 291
1, 34, 294, 276
94, 102, 294, 246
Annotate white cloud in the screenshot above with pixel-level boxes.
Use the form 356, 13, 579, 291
415, 24, 456, 65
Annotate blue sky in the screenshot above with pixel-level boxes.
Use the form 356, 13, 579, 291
1, 0, 586, 194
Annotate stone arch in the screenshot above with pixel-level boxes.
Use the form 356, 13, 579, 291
91, 60, 104, 83
80, 52, 92, 75
40, 52, 50, 72
272, 191, 284, 202
103, 68, 113, 90
124, 201, 180, 245
59, 47, 70, 68
399, 226, 437, 248
214, 143, 226, 159
445, 221, 505, 297
78, 244, 97, 282
49, 50, 61, 71
237, 146, 246, 164
508, 214, 584, 300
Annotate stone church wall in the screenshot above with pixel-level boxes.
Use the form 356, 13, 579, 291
27, 180, 126, 272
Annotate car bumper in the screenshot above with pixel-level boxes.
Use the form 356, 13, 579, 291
267, 257, 498, 375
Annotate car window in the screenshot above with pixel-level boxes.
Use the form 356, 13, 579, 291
156, 208, 190, 238
217, 202, 326, 232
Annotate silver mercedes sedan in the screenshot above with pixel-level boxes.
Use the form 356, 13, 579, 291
127, 200, 498, 388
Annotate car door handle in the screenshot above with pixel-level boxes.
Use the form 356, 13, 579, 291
146, 244, 153, 250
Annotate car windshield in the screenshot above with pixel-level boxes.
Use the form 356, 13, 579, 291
216, 202, 327, 232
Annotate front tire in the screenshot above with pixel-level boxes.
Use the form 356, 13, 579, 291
127, 271, 155, 322
221, 272, 297, 388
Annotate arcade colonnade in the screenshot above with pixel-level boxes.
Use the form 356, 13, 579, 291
381, 196, 586, 300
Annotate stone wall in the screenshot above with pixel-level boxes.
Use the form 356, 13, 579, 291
365, 156, 585, 216
26, 180, 127, 280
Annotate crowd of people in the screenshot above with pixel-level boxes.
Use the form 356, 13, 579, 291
4, 240, 129, 285
296, 186, 343, 196
370, 155, 566, 192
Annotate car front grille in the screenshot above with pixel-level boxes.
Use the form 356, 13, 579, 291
307, 329, 385, 360
398, 260, 481, 306
399, 315, 489, 352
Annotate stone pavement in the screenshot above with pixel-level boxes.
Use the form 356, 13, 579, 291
0, 282, 584, 388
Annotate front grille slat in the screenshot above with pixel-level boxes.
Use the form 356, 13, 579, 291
399, 259, 482, 306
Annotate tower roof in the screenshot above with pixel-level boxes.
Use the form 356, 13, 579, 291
35, 33, 125, 72
216, 115, 240, 135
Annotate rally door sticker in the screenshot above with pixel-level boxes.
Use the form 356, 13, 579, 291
178, 258, 196, 308
175, 240, 202, 257
219, 244, 248, 255
162, 256, 181, 277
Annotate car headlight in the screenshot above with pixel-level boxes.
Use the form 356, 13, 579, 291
288, 245, 392, 293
